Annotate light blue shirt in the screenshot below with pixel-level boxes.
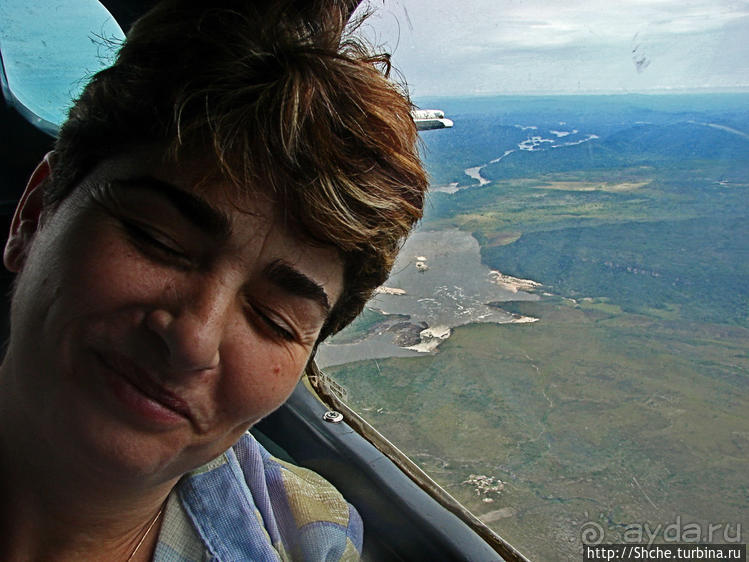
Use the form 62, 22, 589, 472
154, 432, 363, 561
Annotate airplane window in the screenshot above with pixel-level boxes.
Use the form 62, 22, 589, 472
319, 1, 749, 559
0, 0, 124, 130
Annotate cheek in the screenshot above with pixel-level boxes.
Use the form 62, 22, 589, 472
13, 222, 118, 328
59, 226, 169, 313
22, 224, 175, 364
218, 339, 309, 425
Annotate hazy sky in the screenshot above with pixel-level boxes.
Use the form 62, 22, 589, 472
354, 0, 749, 98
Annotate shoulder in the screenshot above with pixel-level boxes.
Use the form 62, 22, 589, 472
233, 432, 363, 560
176, 432, 362, 561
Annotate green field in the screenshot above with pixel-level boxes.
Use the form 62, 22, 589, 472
324, 95, 749, 560
424, 163, 749, 327
327, 304, 749, 560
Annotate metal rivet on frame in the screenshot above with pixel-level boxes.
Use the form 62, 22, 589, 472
322, 410, 344, 423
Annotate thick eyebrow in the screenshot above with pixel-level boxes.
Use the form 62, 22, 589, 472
264, 260, 331, 316
111, 176, 232, 240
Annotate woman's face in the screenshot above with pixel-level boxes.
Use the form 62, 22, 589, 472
2, 149, 344, 485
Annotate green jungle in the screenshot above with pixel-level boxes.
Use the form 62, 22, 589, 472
325, 95, 749, 561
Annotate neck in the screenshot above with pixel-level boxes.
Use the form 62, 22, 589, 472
0, 450, 171, 561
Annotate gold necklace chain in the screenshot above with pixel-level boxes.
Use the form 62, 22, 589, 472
127, 503, 165, 561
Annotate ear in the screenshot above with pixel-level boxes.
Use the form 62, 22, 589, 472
4, 152, 54, 273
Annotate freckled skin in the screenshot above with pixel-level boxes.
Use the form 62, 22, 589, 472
0, 149, 344, 489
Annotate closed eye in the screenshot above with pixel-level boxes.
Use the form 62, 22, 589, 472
121, 220, 191, 267
251, 305, 296, 341
89, 182, 196, 268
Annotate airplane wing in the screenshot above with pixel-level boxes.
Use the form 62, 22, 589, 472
413, 109, 454, 131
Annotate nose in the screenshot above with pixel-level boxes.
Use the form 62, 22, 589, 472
145, 281, 232, 372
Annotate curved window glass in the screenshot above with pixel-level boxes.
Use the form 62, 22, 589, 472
0, 0, 124, 131
321, 1, 749, 559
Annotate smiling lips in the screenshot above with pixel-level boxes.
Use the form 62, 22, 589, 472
96, 350, 194, 424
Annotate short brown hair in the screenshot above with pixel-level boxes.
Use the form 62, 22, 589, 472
49, 0, 428, 339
